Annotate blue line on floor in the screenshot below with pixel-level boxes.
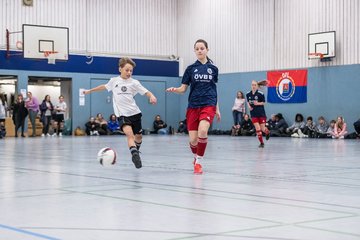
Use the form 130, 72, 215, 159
0, 224, 62, 240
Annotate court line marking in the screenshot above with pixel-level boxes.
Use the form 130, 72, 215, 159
4, 166, 360, 210
61, 189, 282, 224
0, 224, 61, 240
90, 185, 356, 216
167, 215, 360, 240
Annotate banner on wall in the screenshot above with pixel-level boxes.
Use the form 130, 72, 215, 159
267, 70, 307, 103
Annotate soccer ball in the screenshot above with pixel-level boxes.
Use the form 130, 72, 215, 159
97, 147, 116, 166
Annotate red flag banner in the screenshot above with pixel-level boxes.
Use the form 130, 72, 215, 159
267, 70, 307, 103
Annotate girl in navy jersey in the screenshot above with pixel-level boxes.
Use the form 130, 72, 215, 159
246, 80, 270, 148
84, 58, 157, 169
167, 39, 221, 174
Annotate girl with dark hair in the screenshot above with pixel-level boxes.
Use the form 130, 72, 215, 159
286, 113, 305, 137
167, 39, 221, 174
39, 95, 54, 137
246, 80, 270, 148
13, 94, 28, 137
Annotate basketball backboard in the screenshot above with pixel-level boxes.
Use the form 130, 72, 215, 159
308, 31, 335, 61
22, 24, 69, 61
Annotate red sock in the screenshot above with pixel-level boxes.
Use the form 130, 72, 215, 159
190, 143, 197, 154
197, 137, 208, 157
256, 130, 263, 144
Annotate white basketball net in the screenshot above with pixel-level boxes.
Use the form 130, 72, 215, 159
44, 51, 57, 64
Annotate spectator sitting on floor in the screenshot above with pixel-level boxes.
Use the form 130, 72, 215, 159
85, 117, 100, 136
107, 114, 122, 135
353, 118, 360, 138
326, 120, 336, 138
286, 113, 305, 137
177, 119, 187, 134
95, 113, 108, 135
333, 116, 348, 139
239, 114, 255, 136
270, 113, 288, 137
153, 115, 168, 134
266, 114, 277, 131
315, 116, 329, 138
303, 116, 316, 138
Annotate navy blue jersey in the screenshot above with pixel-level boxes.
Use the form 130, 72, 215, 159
182, 60, 218, 108
246, 90, 266, 118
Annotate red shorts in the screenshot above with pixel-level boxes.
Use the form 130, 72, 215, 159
186, 106, 216, 131
252, 117, 267, 124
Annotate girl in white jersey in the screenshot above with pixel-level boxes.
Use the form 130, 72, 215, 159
84, 57, 157, 169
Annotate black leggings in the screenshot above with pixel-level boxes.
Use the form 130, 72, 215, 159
15, 119, 26, 135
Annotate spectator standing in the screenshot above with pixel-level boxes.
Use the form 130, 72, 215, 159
25, 92, 39, 137
39, 95, 54, 137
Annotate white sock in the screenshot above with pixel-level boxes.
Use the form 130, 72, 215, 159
195, 155, 203, 164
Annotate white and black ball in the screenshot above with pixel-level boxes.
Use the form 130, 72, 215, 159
97, 147, 116, 166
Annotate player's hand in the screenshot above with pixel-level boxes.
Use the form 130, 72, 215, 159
166, 87, 177, 92
83, 89, 90, 95
149, 96, 157, 104
215, 111, 221, 122
253, 100, 259, 106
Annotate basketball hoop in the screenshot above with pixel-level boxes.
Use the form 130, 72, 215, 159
44, 51, 58, 64
308, 52, 324, 60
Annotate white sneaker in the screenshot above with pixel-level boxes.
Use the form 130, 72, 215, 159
46, 133, 51, 137
339, 136, 344, 139
51, 133, 56, 137
59, 133, 62, 137
93, 130, 99, 136
41, 133, 45, 137
291, 133, 299, 138
90, 131, 94, 136
298, 129, 305, 138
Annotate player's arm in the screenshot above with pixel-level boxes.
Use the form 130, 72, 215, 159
254, 101, 265, 106
247, 101, 253, 111
254, 94, 266, 106
145, 91, 157, 104
166, 84, 188, 94
83, 85, 106, 95
215, 101, 221, 122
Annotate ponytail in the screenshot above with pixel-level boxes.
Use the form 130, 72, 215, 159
257, 80, 268, 87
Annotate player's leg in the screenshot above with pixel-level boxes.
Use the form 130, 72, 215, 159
188, 130, 199, 163
134, 134, 142, 150
259, 118, 270, 140
253, 120, 264, 147
186, 108, 199, 164
132, 116, 143, 151
193, 106, 216, 174
195, 119, 211, 165
122, 125, 142, 169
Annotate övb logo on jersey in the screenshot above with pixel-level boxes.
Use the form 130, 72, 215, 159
267, 70, 307, 103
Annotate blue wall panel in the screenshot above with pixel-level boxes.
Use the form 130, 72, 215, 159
0, 50, 179, 77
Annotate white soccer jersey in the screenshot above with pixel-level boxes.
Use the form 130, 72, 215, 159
55, 101, 67, 115
105, 76, 148, 117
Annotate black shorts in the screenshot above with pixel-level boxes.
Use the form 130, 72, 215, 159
55, 114, 64, 123
118, 113, 143, 135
